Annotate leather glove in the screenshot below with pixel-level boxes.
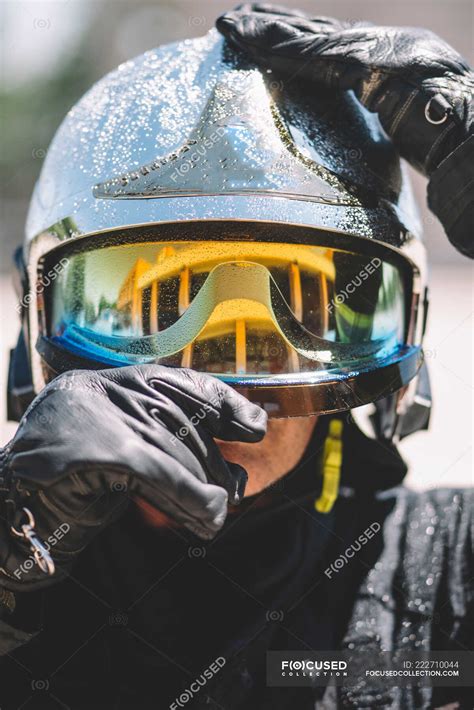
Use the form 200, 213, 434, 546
0, 365, 267, 591
216, 3, 473, 176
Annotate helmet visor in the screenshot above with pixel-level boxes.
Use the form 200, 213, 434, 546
41, 237, 410, 387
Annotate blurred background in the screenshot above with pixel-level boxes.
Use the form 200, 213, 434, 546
0, 0, 472, 488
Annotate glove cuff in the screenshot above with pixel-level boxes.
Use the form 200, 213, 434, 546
369, 76, 472, 176
428, 134, 474, 258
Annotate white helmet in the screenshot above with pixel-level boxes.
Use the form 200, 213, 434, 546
11, 30, 429, 435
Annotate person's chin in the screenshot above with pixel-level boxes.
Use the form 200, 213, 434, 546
214, 440, 261, 477
214, 439, 253, 458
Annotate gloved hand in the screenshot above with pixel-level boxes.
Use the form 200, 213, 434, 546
0, 365, 267, 591
217, 3, 473, 176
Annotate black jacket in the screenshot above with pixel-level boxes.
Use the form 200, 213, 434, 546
0, 417, 472, 710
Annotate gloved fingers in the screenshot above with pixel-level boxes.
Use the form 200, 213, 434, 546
131, 444, 230, 539
216, 7, 389, 97
120, 395, 248, 504
105, 365, 267, 443
216, 12, 350, 92
232, 3, 341, 25
233, 3, 309, 18
223, 462, 248, 505
194, 427, 248, 504
220, 12, 469, 80
224, 4, 343, 28
148, 367, 268, 442
145, 398, 249, 503
217, 6, 344, 57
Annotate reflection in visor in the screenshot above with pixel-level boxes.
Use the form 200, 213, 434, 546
44, 241, 406, 381
64, 261, 388, 363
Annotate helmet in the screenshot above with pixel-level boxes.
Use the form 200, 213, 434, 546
11, 30, 430, 433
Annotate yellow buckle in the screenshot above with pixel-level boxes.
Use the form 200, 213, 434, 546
315, 418, 343, 514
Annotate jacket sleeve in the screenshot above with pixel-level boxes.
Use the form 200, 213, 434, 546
338, 487, 473, 709
427, 134, 474, 258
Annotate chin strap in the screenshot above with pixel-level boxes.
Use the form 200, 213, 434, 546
314, 418, 343, 514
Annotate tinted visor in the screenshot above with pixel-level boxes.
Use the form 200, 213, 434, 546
41, 238, 409, 386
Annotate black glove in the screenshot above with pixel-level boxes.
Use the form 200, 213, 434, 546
217, 3, 473, 176
0, 365, 267, 591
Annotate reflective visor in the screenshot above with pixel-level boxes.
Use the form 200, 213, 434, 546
41, 238, 409, 389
